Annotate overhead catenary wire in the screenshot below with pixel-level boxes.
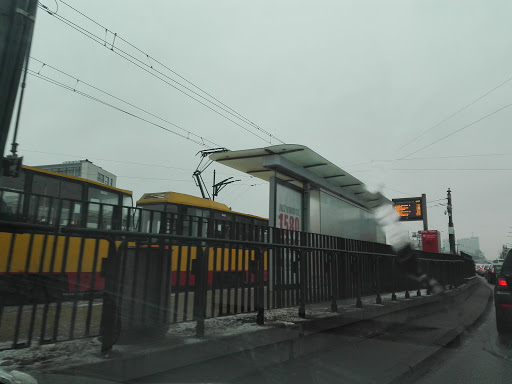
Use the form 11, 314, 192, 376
26, 68, 222, 148
29, 57, 223, 148
37, 2, 283, 145
22, 149, 247, 177
398, 102, 512, 160
395, 72, 512, 152
56, 0, 270, 138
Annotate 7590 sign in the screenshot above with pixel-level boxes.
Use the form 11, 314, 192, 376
278, 214, 300, 231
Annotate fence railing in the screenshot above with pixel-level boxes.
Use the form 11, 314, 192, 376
0, 215, 475, 351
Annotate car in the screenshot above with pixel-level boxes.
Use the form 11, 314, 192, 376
487, 263, 503, 284
476, 264, 487, 276
482, 264, 492, 278
495, 250, 512, 334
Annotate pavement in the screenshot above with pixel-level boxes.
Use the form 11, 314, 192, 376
12, 275, 486, 384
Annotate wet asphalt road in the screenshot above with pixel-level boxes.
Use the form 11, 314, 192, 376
242, 279, 512, 384
132, 278, 505, 384
404, 281, 512, 384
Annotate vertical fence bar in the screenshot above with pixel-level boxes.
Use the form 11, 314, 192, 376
330, 252, 338, 312
69, 236, 87, 340
85, 237, 101, 337
391, 257, 397, 301
100, 240, 120, 352
256, 247, 265, 325
27, 232, 51, 347
13, 232, 36, 347
298, 249, 306, 318
193, 245, 208, 338
355, 254, 362, 308
375, 256, 382, 304
183, 244, 192, 322
173, 243, 183, 323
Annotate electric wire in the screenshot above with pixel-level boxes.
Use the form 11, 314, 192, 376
56, 0, 272, 138
29, 57, 222, 148
395, 73, 512, 152
399, 102, 512, 160
38, 2, 282, 145
22, 149, 245, 177
27, 69, 221, 148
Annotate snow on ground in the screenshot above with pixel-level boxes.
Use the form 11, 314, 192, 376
0, 288, 439, 374
0, 338, 104, 373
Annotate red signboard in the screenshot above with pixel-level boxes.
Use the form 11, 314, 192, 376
419, 230, 441, 253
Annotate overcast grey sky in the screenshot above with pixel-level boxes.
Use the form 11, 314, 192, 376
10, 0, 512, 259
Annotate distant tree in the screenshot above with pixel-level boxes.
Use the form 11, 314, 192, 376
499, 245, 510, 260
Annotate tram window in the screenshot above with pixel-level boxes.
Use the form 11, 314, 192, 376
32, 174, 59, 197
30, 195, 55, 224
60, 180, 82, 200
101, 205, 114, 229
121, 196, 134, 230
60, 202, 82, 227
140, 210, 162, 233
0, 172, 25, 191
162, 204, 179, 234
87, 202, 100, 228
123, 195, 133, 208
0, 190, 23, 218
88, 187, 119, 205
214, 211, 232, 238
183, 207, 209, 237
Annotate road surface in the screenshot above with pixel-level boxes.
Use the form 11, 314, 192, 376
133, 278, 511, 384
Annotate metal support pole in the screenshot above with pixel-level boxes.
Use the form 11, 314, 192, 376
298, 250, 306, 318
422, 194, 428, 230
426, 259, 432, 295
375, 256, 382, 304
405, 277, 410, 299
256, 247, 265, 325
391, 258, 397, 301
100, 241, 120, 352
193, 246, 208, 338
355, 255, 362, 308
447, 188, 456, 254
330, 252, 338, 312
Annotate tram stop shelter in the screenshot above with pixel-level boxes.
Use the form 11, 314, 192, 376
210, 144, 391, 243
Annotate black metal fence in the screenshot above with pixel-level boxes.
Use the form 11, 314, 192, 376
0, 191, 475, 351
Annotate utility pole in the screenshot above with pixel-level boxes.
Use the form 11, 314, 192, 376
447, 188, 456, 254
0, 0, 38, 175
421, 193, 428, 230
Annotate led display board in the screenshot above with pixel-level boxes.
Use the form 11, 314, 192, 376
392, 197, 423, 221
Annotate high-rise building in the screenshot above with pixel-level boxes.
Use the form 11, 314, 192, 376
442, 236, 485, 260
33, 160, 117, 187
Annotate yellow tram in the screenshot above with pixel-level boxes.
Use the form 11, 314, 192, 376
0, 166, 268, 300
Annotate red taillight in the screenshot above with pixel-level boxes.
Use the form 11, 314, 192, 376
497, 278, 508, 287
500, 304, 512, 308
